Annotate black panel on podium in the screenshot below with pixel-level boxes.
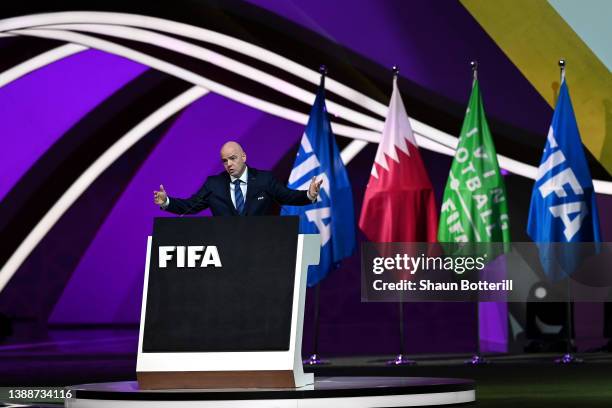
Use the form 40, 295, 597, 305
144, 216, 298, 352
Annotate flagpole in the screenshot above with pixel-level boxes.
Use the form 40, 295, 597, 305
472, 60, 482, 365
559, 59, 566, 83
554, 58, 581, 365
304, 283, 327, 365
466, 60, 497, 365
304, 65, 330, 367
466, 60, 488, 365
472, 60, 480, 363
471, 60, 478, 84
387, 65, 415, 366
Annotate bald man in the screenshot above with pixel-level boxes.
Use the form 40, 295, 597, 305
154, 141, 322, 216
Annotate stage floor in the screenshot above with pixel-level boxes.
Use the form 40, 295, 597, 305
65, 376, 475, 407
2, 331, 612, 407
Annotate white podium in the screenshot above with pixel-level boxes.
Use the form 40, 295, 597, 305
136, 216, 320, 389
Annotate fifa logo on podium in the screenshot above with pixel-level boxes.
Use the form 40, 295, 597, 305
158, 246, 222, 268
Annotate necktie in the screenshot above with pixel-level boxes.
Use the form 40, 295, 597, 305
234, 179, 245, 215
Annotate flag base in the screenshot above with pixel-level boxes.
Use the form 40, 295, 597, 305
554, 353, 583, 364
464, 354, 490, 365
303, 354, 330, 365
387, 354, 416, 366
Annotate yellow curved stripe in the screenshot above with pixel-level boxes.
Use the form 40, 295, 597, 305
461, 0, 612, 175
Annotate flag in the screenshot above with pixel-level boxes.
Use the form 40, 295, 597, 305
438, 78, 510, 354
438, 79, 510, 244
359, 76, 438, 242
527, 79, 601, 243
281, 77, 356, 287
527, 78, 601, 279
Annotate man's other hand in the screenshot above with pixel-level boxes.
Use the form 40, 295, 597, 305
154, 184, 168, 205
308, 177, 323, 201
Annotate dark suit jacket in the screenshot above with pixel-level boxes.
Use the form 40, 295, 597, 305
165, 167, 312, 216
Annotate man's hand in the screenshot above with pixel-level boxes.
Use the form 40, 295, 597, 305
154, 184, 168, 205
308, 177, 323, 201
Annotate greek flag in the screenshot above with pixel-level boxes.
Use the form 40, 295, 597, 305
527, 79, 601, 278
281, 80, 356, 287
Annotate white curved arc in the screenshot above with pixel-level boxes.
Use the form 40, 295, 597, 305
340, 140, 369, 164
594, 180, 612, 193
5, 29, 455, 165
411, 120, 460, 150
0, 30, 513, 181
6, 27, 612, 195
0, 11, 389, 117
0, 26, 462, 160
0, 27, 448, 159
332, 124, 380, 142
0, 43, 87, 88
339, 136, 456, 165
0, 86, 209, 293
8, 28, 382, 143
415, 135, 456, 156
3, 12, 611, 194
416, 121, 612, 192
35, 23, 386, 133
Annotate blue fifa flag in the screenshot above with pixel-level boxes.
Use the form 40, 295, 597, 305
281, 82, 356, 287
527, 80, 601, 278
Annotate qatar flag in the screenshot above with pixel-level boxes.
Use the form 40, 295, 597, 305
359, 76, 438, 242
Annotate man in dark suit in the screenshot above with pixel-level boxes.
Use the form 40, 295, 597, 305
153, 141, 322, 216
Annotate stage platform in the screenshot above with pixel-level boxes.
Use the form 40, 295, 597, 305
65, 377, 475, 407
3, 331, 612, 407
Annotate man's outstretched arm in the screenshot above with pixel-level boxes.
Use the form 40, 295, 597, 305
153, 183, 211, 215
269, 176, 322, 206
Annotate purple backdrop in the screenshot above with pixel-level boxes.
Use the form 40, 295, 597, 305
0, 49, 147, 201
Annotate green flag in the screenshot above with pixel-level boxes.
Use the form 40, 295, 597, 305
438, 79, 510, 244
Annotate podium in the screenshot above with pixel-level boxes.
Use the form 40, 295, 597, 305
136, 216, 319, 390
